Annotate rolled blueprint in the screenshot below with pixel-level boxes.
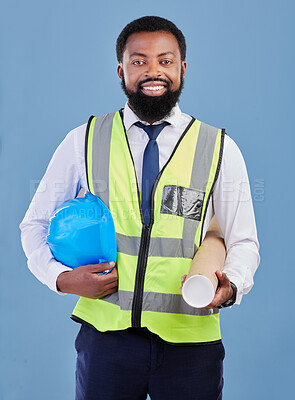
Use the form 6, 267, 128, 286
182, 216, 224, 308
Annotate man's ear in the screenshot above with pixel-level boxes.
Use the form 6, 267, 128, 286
117, 64, 123, 80
182, 60, 187, 78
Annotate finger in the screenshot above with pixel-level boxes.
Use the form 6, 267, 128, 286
89, 282, 118, 299
102, 280, 118, 292
83, 261, 116, 273
99, 267, 118, 283
211, 293, 224, 307
109, 266, 118, 277
91, 276, 118, 289
98, 286, 118, 299
97, 266, 115, 276
203, 295, 219, 309
179, 274, 188, 292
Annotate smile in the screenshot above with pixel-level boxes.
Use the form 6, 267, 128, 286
142, 85, 165, 91
140, 84, 167, 96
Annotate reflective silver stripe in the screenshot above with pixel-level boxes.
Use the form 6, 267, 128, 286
116, 232, 194, 258
142, 292, 219, 316
149, 237, 192, 258
191, 122, 219, 191
91, 113, 116, 208
102, 290, 219, 316
116, 232, 140, 256
182, 122, 219, 254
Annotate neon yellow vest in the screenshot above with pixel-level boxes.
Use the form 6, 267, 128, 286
72, 110, 225, 343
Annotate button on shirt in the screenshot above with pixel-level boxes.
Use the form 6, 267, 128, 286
20, 102, 260, 304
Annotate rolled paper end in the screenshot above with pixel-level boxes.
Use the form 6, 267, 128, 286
182, 275, 215, 308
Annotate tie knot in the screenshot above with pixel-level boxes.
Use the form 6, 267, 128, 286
135, 121, 169, 140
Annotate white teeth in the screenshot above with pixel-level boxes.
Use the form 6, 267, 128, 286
143, 86, 165, 91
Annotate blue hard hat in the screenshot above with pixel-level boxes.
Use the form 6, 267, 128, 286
46, 192, 117, 268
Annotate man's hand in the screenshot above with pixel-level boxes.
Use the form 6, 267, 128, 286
56, 262, 118, 299
202, 270, 232, 309
180, 271, 233, 309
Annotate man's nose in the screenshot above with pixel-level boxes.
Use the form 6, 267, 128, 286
145, 59, 161, 78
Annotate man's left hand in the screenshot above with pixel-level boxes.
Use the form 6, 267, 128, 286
202, 270, 233, 309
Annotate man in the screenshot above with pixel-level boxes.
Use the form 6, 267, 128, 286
20, 16, 259, 399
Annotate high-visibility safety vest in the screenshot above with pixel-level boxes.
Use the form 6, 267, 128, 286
71, 110, 225, 344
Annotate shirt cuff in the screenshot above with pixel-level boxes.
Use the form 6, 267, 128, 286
224, 269, 254, 305
46, 259, 73, 294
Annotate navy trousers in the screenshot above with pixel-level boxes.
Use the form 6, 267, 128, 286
75, 324, 224, 400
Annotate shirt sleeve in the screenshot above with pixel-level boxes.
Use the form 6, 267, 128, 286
213, 135, 260, 305
19, 123, 88, 293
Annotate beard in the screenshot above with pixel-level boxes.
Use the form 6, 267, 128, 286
121, 71, 184, 122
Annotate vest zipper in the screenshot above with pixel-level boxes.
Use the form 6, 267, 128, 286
119, 110, 195, 327
131, 224, 151, 327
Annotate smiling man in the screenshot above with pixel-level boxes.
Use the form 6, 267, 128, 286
20, 16, 259, 400
118, 30, 186, 123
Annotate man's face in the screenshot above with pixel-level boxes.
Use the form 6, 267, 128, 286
117, 31, 187, 122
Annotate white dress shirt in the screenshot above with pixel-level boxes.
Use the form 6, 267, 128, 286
20, 102, 260, 304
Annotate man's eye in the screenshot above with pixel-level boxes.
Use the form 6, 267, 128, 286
132, 60, 145, 65
160, 60, 172, 65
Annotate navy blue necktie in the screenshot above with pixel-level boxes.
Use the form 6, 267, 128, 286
135, 121, 169, 225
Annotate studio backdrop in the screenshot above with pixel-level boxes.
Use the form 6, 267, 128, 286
0, 1, 294, 399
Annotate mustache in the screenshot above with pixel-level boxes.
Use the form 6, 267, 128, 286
137, 77, 172, 89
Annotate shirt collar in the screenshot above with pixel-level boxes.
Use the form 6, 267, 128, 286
123, 101, 182, 131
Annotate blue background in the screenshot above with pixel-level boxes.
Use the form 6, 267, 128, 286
1, 0, 294, 398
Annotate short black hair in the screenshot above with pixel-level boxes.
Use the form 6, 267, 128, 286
116, 16, 186, 63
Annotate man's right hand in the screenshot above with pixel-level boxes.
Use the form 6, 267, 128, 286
56, 262, 118, 299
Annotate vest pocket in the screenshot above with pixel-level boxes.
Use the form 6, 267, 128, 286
160, 185, 205, 221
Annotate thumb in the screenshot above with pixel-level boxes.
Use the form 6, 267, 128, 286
215, 270, 223, 280
84, 261, 115, 273
216, 270, 228, 285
